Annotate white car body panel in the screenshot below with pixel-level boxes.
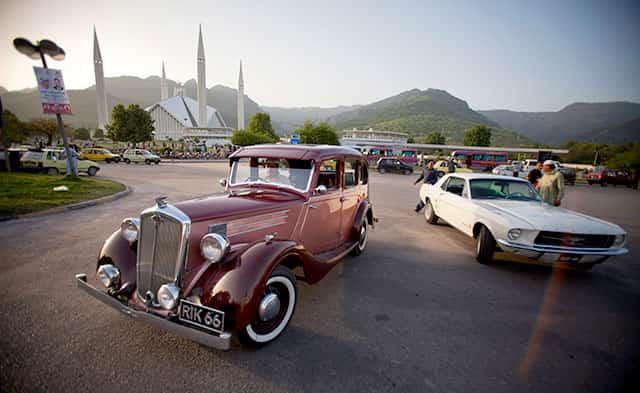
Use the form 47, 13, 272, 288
419, 173, 628, 265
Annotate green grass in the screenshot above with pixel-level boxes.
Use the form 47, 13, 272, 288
0, 172, 126, 217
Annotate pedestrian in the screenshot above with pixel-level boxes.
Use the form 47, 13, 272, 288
537, 160, 565, 206
413, 160, 439, 212
447, 157, 456, 173
513, 160, 522, 178
528, 161, 544, 188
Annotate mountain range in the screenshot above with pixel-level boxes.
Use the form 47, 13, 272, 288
1, 78, 638, 146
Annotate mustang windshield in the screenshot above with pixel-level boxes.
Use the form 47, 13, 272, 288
230, 157, 313, 192
470, 179, 541, 201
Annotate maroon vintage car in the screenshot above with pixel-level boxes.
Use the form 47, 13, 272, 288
76, 144, 373, 349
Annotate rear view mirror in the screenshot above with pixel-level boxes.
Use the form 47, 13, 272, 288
219, 178, 227, 188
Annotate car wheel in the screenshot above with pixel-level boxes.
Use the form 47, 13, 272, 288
87, 167, 98, 177
403, 169, 411, 175
351, 221, 368, 256
145, 159, 151, 165
105, 158, 111, 164
588, 181, 593, 185
238, 265, 296, 347
46, 167, 59, 176
424, 199, 439, 224
154, 160, 160, 165
124, 158, 131, 164
476, 226, 496, 264
378, 167, 385, 174
600, 181, 606, 187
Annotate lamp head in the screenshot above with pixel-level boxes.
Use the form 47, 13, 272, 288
13, 38, 40, 60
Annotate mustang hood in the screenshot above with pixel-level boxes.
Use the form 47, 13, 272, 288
476, 200, 625, 234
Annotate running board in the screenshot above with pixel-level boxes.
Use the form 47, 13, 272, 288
316, 241, 358, 264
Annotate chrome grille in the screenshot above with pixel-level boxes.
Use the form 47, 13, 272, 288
136, 205, 190, 302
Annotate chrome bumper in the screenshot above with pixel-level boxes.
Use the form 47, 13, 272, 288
496, 239, 628, 263
75, 274, 232, 351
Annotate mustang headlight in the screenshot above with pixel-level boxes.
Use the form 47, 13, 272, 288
97, 264, 120, 288
507, 228, 522, 241
120, 218, 140, 243
614, 234, 626, 247
157, 283, 180, 310
200, 233, 230, 263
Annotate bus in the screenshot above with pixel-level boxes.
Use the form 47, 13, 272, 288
398, 148, 418, 166
365, 147, 395, 166
451, 150, 508, 170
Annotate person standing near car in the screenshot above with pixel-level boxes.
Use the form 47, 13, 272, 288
538, 160, 565, 206
528, 161, 544, 187
414, 160, 439, 212
447, 157, 456, 173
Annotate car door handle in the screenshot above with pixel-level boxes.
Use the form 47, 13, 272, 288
309, 204, 318, 209
340, 197, 346, 202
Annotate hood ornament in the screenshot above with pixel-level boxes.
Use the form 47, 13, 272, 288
155, 196, 168, 208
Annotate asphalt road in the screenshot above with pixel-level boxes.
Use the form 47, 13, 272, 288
1, 162, 639, 393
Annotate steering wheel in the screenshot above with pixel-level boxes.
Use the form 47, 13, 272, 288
506, 192, 526, 199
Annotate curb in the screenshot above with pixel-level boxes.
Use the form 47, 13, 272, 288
2, 184, 131, 222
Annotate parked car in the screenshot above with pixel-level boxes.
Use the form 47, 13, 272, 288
122, 149, 161, 164
376, 157, 414, 175
419, 173, 628, 270
80, 147, 121, 163
586, 168, 633, 187
20, 149, 100, 176
76, 145, 374, 349
433, 160, 471, 175
557, 165, 576, 186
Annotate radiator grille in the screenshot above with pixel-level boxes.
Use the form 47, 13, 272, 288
534, 231, 614, 248
137, 209, 189, 300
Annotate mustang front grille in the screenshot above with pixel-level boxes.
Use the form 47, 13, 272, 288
534, 231, 614, 249
136, 205, 190, 302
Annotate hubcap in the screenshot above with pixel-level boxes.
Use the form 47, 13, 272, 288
359, 225, 368, 250
258, 293, 281, 321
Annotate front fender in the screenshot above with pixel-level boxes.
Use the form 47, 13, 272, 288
97, 230, 137, 285
200, 240, 298, 331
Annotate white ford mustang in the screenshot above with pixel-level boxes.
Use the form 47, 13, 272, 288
419, 173, 628, 269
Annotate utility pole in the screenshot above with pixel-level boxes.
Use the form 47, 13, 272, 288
0, 97, 10, 172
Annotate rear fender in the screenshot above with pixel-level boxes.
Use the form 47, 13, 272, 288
200, 240, 298, 330
351, 200, 373, 241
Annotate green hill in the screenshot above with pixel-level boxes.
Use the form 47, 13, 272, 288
327, 88, 533, 146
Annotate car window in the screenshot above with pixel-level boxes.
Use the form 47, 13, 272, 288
230, 157, 313, 191
470, 179, 540, 201
359, 161, 368, 185
445, 177, 465, 196
21, 151, 43, 161
344, 160, 357, 188
440, 178, 450, 191
318, 160, 339, 190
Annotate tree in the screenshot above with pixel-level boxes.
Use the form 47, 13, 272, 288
106, 104, 155, 143
2, 110, 27, 144
73, 127, 90, 140
463, 125, 492, 146
231, 129, 275, 146
407, 136, 416, 143
27, 118, 60, 145
248, 113, 277, 140
423, 131, 446, 145
297, 121, 340, 145
93, 128, 104, 139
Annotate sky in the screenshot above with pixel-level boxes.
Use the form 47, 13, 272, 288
1, 0, 639, 111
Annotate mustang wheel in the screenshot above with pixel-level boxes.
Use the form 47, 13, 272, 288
476, 226, 496, 264
239, 265, 296, 346
351, 221, 368, 256
424, 199, 439, 224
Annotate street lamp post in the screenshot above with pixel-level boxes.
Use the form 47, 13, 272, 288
13, 37, 77, 176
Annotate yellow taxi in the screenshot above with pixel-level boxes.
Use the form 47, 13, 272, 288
80, 148, 121, 163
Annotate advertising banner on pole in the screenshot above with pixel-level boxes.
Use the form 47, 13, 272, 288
33, 66, 72, 114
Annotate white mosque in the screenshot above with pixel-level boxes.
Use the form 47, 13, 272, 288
93, 25, 243, 146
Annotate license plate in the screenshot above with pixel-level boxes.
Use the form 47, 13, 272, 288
178, 300, 224, 335
558, 254, 582, 263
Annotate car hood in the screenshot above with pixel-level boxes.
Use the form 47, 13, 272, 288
174, 191, 302, 223
475, 200, 625, 234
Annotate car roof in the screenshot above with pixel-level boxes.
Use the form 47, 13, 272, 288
230, 144, 363, 161
444, 173, 529, 182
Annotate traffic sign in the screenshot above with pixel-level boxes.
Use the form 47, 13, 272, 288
290, 133, 300, 145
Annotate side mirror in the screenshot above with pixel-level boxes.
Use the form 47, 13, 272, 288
219, 178, 228, 188
314, 185, 328, 195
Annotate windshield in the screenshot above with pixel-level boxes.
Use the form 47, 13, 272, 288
141, 150, 154, 156
401, 151, 415, 157
470, 179, 541, 201
230, 157, 313, 192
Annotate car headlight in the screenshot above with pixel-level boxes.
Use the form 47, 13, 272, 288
97, 264, 120, 288
614, 234, 626, 247
120, 218, 140, 243
507, 228, 522, 241
157, 283, 180, 310
200, 233, 230, 263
